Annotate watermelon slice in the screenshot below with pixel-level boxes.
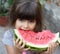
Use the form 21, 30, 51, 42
14, 29, 60, 51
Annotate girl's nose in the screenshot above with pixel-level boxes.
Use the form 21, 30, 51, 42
24, 21, 29, 28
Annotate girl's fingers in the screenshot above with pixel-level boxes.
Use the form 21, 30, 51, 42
41, 42, 58, 54
18, 41, 30, 50
14, 39, 31, 51
47, 42, 58, 54
41, 42, 59, 54
14, 38, 22, 48
18, 41, 26, 49
23, 47, 30, 51
17, 40, 22, 47
15, 38, 20, 44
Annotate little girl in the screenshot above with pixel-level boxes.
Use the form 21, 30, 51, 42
2, 0, 58, 54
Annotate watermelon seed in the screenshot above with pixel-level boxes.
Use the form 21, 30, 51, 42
36, 37, 39, 40
40, 37, 45, 40
47, 35, 52, 39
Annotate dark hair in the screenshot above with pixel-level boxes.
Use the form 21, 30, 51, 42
9, 0, 43, 32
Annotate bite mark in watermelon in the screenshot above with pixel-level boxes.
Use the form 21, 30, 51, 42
14, 29, 60, 51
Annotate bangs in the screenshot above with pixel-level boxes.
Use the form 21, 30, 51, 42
15, 2, 39, 20
17, 11, 37, 20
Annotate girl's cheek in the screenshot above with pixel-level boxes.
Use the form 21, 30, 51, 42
15, 24, 21, 29
30, 25, 36, 30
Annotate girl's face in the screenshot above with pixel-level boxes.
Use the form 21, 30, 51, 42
15, 19, 36, 31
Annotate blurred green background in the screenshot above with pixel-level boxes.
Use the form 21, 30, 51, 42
0, 0, 14, 16
0, 0, 44, 16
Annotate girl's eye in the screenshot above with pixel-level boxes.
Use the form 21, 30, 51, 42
29, 20, 35, 23
20, 20, 24, 22
19, 19, 25, 22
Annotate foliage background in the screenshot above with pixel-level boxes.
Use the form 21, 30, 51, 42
0, 0, 44, 16
0, 0, 14, 16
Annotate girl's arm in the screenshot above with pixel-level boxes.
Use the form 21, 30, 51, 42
5, 45, 16, 54
5, 45, 22, 54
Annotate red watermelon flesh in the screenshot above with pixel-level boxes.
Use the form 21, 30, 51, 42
14, 29, 59, 50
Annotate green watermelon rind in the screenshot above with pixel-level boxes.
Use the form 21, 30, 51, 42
14, 34, 18, 40
14, 29, 48, 51
14, 34, 47, 51
14, 29, 60, 51
14, 29, 48, 48
25, 44, 47, 51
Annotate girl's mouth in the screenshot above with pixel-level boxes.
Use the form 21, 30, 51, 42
18, 28, 29, 31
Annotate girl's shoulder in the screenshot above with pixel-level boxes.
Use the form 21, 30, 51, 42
4, 29, 14, 36
2, 29, 14, 46
3, 29, 14, 39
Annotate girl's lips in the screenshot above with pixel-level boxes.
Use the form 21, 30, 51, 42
18, 28, 29, 30
18, 28, 29, 31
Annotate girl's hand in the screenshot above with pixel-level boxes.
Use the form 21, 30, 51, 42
14, 38, 30, 51
41, 42, 59, 54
